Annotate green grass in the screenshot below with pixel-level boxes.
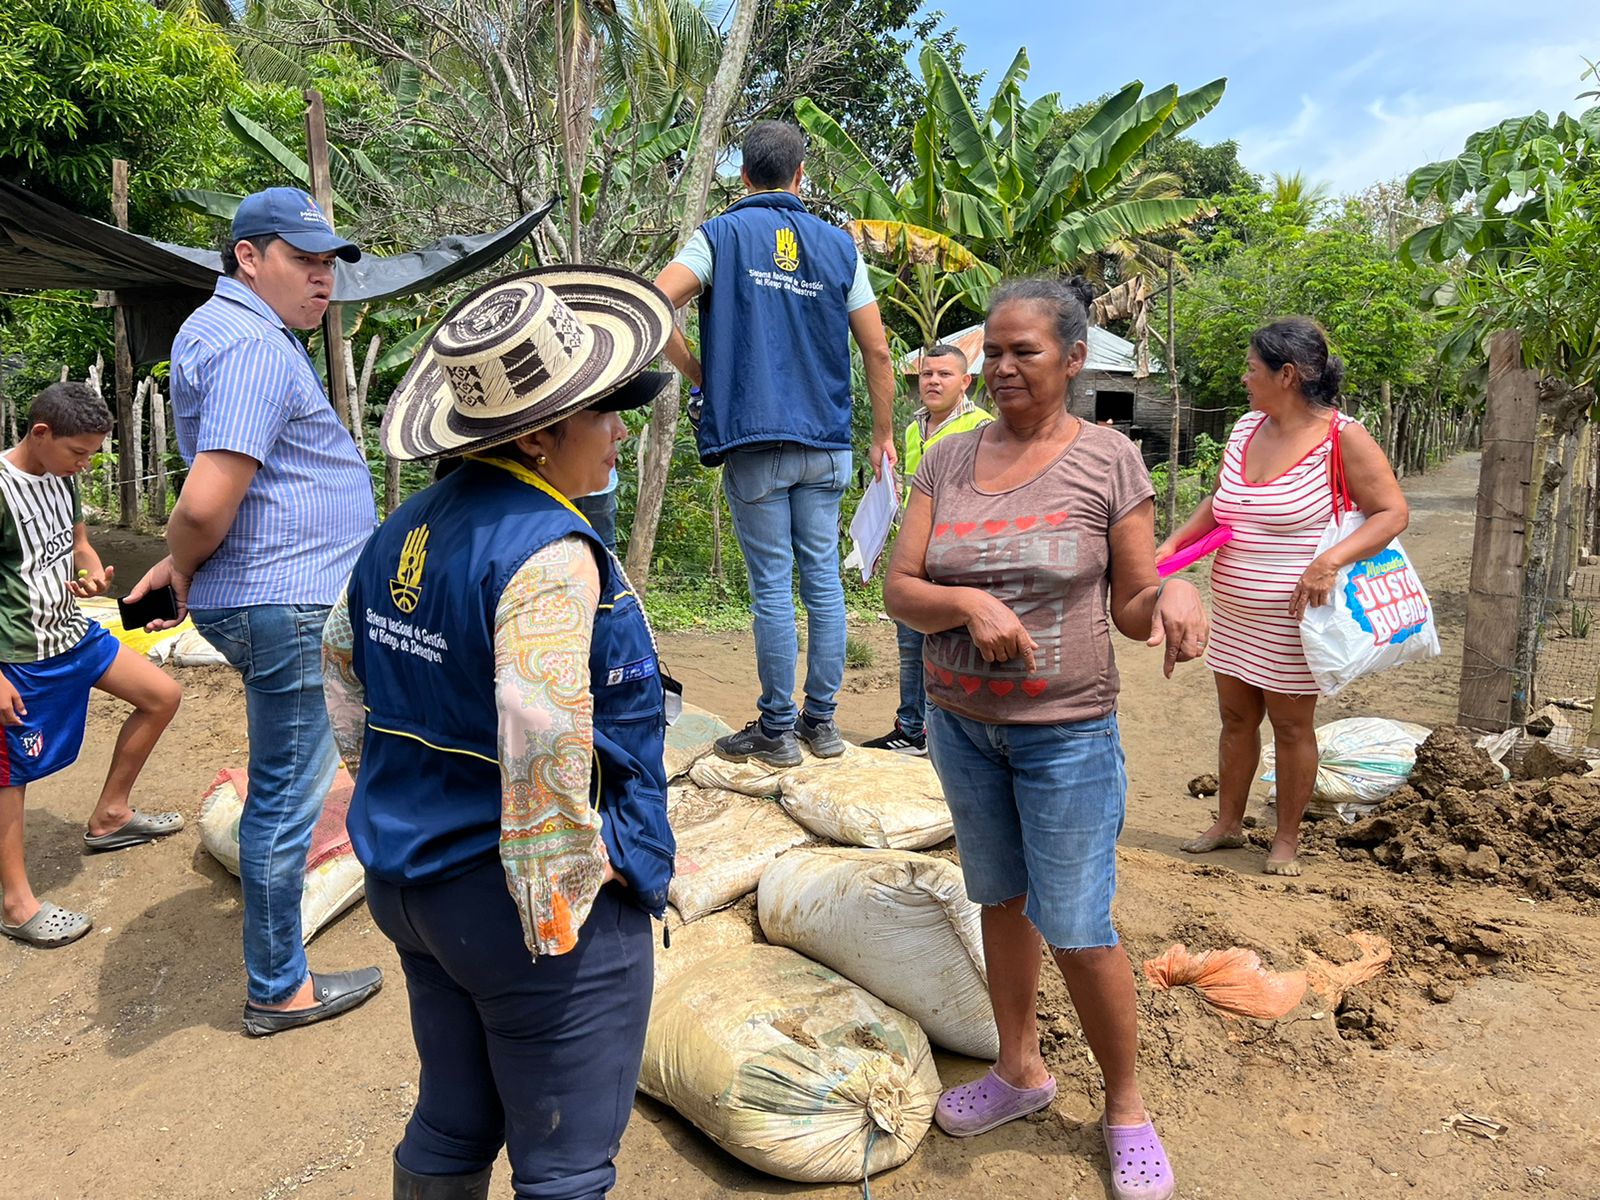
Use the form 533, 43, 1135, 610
845, 634, 875, 669
642, 580, 751, 633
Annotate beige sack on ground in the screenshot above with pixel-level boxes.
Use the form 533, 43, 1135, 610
640, 944, 941, 1183
777, 746, 953, 849
667, 787, 816, 921
663, 703, 734, 780
652, 902, 761, 996
197, 770, 364, 942
757, 847, 998, 1059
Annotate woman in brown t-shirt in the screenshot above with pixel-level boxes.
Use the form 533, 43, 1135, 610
885, 277, 1207, 1199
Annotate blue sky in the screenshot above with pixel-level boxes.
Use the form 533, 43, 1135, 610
925, 0, 1597, 194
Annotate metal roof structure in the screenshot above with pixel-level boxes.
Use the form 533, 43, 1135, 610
0, 180, 553, 364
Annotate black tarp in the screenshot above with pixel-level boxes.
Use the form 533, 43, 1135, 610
0, 180, 553, 364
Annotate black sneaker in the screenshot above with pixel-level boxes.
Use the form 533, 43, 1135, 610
861, 725, 928, 757
796, 714, 847, 758
714, 720, 803, 768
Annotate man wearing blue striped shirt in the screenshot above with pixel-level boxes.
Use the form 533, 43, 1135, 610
128, 189, 382, 1036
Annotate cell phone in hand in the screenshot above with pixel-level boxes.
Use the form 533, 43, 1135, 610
117, 586, 179, 630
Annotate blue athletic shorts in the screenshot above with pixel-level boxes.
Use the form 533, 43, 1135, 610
0, 623, 120, 787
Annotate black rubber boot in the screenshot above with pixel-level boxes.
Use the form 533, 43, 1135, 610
393, 1151, 492, 1200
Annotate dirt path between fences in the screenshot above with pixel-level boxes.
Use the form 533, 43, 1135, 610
2, 451, 1597, 1200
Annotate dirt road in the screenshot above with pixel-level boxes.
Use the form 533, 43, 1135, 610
2, 451, 1596, 1199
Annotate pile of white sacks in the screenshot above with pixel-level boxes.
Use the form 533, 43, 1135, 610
643, 705, 997, 1185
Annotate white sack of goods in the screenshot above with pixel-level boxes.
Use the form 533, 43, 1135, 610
777, 747, 953, 849
757, 846, 999, 1060
663, 702, 734, 781
640, 944, 941, 1183
197, 768, 365, 941
667, 786, 817, 922
653, 903, 760, 995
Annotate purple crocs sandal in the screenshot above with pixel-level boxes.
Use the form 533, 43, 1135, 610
934, 1068, 1057, 1137
1102, 1116, 1176, 1199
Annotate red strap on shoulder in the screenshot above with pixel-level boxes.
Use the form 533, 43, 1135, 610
1328, 416, 1353, 516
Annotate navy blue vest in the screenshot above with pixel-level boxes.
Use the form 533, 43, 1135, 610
345, 457, 673, 916
695, 191, 858, 465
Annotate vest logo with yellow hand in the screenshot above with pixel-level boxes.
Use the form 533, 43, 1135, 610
773, 226, 800, 272
390, 524, 429, 613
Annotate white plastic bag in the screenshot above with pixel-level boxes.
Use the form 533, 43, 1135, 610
758, 847, 998, 1059
1261, 717, 1432, 820
1299, 510, 1440, 696
639, 944, 941, 1183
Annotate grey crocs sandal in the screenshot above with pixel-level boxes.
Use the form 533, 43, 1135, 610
83, 809, 185, 852
1, 901, 92, 948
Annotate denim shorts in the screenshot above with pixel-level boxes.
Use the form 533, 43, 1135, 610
926, 705, 1127, 950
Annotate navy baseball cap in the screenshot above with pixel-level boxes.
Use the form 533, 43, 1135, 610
231, 187, 361, 262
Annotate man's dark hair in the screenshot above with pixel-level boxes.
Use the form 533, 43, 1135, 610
221, 233, 281, 276
742, 121, 806, 189
27, 382, 114, 438
920, 343, 969, 372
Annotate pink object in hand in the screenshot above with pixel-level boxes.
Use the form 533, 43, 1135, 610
1157, 525, 1233, 577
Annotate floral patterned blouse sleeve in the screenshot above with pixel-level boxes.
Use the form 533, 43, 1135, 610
493, 534, 607, 958
321, 584, 367, 777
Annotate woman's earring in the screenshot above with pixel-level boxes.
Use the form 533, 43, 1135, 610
535, 454, 548, 467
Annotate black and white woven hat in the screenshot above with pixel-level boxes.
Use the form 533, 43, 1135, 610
382, 264, 673, 461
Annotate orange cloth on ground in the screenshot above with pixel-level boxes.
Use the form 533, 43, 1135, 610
1304, 932, 1393, 1005
1142, 943, 1308, 1020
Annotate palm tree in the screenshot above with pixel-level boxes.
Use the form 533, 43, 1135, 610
1269, 170, 1331, 226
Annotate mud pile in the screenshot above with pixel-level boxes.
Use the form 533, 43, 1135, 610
1315, 726, 1600, 900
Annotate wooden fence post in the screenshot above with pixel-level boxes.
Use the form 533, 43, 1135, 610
1458, 332, 1540, 730
111, 159, 140, 527
149, 378, 168, 522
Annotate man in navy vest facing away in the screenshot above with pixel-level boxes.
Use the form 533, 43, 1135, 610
655, 121, 897, 767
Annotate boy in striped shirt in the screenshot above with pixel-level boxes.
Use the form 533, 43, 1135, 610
0, 383, 183, 948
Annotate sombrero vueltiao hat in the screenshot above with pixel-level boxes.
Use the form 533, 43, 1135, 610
383, 264, 674, 461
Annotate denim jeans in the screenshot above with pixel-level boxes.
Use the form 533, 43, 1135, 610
894, 620, 927, 737
722, 444, 851, 731
367, 862, 651, 1197
190, 604, 339, 1005
926, 705, 1126, 950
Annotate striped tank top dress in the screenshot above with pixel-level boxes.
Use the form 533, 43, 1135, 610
1203, 409, 1353, 695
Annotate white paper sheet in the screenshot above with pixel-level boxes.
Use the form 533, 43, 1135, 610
843, 469, 899, 581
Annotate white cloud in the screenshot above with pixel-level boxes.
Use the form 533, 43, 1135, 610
1232, 36, 1596, 194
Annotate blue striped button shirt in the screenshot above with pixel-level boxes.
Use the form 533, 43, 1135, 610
170, 276, 376, 608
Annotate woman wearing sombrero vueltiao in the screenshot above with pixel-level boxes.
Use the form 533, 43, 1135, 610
321, 266, 676, 1200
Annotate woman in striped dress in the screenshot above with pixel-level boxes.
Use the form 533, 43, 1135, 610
1156, 319, 1408, 874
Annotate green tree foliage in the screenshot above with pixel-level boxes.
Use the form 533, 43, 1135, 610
798, 46, 1225, 342
0, 0, 238, 232
1405, 91, 1600, 394
742, 1, 978, 166
1175, 206, 1445, 417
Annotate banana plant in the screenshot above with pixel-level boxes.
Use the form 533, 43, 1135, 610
798, 46, 1226, 283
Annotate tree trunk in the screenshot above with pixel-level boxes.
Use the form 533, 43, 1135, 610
1379, 380, 1394, 460
626, 0, 763, 592
1163, 256, 1180, 536
1512, 379, 1590, 724
112, 158, 137, 527
304, 90, 351, 428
